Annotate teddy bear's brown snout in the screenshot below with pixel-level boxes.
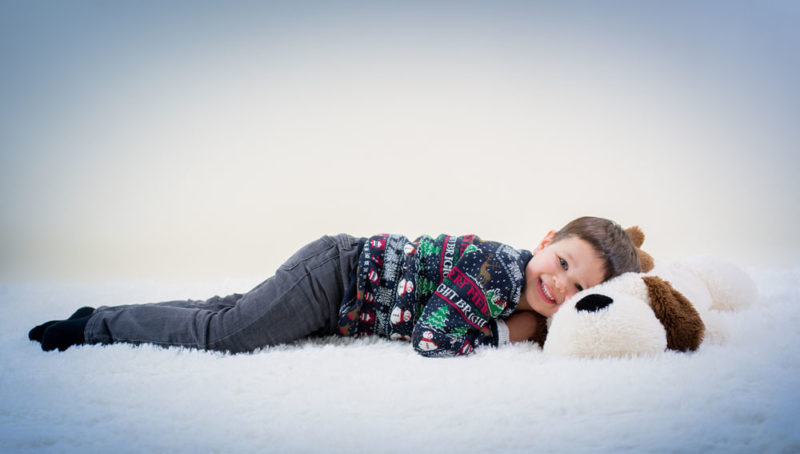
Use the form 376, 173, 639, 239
575, 294, 613, 312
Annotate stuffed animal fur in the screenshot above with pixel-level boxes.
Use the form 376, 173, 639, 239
542, 228, 757, 358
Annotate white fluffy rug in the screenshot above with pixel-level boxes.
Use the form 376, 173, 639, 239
2, 269, 798, 453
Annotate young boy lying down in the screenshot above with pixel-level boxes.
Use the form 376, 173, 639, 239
30, 216, 642, 357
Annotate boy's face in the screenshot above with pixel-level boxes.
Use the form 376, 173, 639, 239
521, 232, 606, 317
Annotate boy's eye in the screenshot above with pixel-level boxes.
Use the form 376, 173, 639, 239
559, 257, 568, 270
576, 284, 584, 292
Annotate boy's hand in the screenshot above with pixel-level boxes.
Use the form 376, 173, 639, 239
505, 311, 541, 343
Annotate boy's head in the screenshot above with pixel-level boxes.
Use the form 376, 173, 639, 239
550, 216, 642, 282
521, 216, 642, 317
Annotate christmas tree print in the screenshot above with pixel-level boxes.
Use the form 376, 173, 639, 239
417, 275, 437, 296
425, 305, 450, 330
418, 236, 442, 258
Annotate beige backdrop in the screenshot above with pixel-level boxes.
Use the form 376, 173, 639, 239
2, 2, 798, 283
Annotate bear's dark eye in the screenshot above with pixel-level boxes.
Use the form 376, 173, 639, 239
575, 294, 613, 312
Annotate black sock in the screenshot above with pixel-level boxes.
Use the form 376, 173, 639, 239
28, 321, 57, 342
41, 314, 92, 351
29, 306, 95, 343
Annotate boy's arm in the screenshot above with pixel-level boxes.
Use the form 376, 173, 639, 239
503, 310, 548, 345
411, 242, 527, 357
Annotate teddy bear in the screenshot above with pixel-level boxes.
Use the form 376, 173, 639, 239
542, 227, 758, 358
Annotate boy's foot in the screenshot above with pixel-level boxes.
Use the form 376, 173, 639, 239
41, 313, 93, 351
28, 306, 95, 343
28, 321, 57, 342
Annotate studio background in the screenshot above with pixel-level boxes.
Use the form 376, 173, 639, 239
2, 0, 798, 284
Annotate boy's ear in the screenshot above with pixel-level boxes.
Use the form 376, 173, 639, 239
534, 230, 556, 253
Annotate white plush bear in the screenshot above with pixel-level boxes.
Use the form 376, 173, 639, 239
543, 229, 757, 358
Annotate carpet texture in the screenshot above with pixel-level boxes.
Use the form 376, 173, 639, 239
1, 268, 798, 453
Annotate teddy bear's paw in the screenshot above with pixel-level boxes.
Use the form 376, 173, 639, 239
680, 255, 757, 311
697, 310, 729, 346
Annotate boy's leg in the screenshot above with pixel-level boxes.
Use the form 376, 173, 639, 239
146, 293, 244, 310
31, 293, 245, 346
83, 234, 364, 353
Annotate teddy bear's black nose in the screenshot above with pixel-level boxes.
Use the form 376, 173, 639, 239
575, 294, 613, 312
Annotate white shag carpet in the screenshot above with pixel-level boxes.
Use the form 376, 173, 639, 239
1, 268, 799, 453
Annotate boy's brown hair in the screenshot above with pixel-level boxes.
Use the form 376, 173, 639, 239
552, 216, 642, 281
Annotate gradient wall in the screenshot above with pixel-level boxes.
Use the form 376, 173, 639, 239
2, 1, 798, 283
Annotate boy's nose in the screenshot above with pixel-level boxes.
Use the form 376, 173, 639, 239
554, 276, 575, 300
554, 277, 566, 297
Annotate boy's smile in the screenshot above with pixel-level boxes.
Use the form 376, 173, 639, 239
517, 232, 606, 318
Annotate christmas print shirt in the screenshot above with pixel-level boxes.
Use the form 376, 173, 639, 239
337, 234, 533, 357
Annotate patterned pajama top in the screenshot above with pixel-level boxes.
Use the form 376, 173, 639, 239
337, 234, 534, 357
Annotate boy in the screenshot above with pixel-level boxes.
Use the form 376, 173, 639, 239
29, 216, 641, 357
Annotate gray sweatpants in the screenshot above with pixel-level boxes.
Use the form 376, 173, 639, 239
85, 234, 365, 353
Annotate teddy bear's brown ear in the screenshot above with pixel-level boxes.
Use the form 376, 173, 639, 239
626, 226, 645, 247
626, 226, 654, 273
643, 276, 705, 351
